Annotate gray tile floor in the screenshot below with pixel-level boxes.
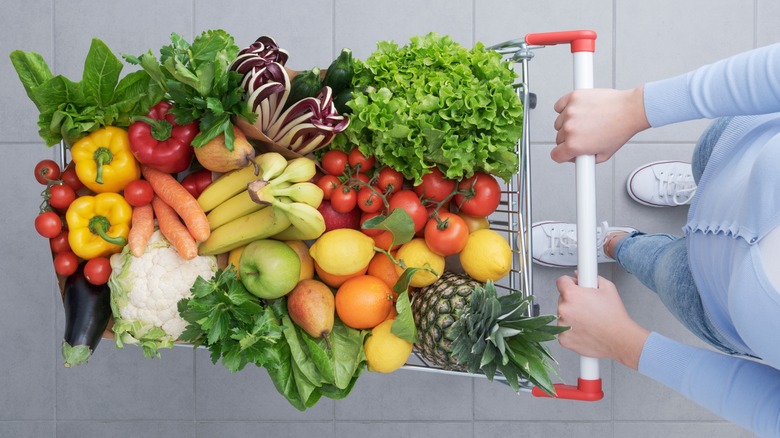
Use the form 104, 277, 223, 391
1, 1, 776, 436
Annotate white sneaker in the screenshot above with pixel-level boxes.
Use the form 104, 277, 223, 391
626, 161, 696, 207
531, 221, 637, 268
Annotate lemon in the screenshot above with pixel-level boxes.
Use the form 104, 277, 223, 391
459, 229, 512, 282
364, 319, 413, 373
309, 229, 375, 276
394, 238, 445, 288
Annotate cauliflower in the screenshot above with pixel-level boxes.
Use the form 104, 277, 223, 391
108, 230, 217, 358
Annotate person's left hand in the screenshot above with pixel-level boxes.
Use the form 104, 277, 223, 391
556, 275, 650, 370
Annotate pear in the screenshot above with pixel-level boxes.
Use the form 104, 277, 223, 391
287, 279, 335, 347
194, 124, 256, 173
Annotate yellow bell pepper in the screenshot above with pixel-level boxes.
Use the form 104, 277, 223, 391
71, 126, 140, 193
66, 193, 133, 260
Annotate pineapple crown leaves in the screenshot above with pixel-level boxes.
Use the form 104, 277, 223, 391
449, 280, 569, 397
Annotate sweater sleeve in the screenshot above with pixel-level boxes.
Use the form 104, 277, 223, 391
644, 42, 780, 127
638, 332, 780, 437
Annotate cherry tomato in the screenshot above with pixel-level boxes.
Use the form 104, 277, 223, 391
388, 190, 428, 232
376, 167, 404, 195
348, 147, 375, 173
414, 167, 457, 203
123, 179, 155, 207
424, 212, 469, 256
454, 172, 502, 217
53, 251, 79, 277
48, 183, 77, 211
34, 159, 61, 185
49, 230, 70, 254
457, 212, 490, 233
60, 162, 84, 191
180, 169, 213, 199
316, 174, 341, 200
331, 184, 357, 214
84, 257, 112, 285
35, 211, 62, 238
360, 211, 384, 237
321, 150, 349, 176
357, 186, 385, 213
352, 172, 370, 190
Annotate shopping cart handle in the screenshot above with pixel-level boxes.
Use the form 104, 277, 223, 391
531, 379, 604, 401
524, 30, 597, 53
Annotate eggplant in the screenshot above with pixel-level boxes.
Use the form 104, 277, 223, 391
61, 261, 112, 367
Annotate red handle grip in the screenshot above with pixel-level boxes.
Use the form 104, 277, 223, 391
525, 30, 597, 53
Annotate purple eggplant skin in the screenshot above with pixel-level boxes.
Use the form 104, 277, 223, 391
61, 261, 112, 367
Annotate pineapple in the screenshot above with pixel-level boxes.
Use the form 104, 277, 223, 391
411, 272, 567, 396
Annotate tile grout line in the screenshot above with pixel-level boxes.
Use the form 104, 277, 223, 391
611, 1, 618, 435
51, 0, 58, 433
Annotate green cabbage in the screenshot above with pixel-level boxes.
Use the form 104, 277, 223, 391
338, 32, 523, 184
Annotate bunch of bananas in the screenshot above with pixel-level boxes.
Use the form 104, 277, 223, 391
197, 152, 326, 255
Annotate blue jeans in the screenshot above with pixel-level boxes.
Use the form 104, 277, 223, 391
613, 117, 745, 355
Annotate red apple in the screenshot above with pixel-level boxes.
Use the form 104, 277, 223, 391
317, 200, 361, 232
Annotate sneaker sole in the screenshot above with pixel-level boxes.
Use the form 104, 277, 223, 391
625, 160, 691, 208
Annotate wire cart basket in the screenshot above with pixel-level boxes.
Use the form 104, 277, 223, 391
402, 30, 605, 403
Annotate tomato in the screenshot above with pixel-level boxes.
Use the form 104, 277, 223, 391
61, 162, 84, 191
352, 172, 370, 190
53, 250, 79, 277
321, 150, 349, 176
316, 174, 341, 200
49, 230, 70, 254
34, 159, 61, 185
180, 169, 213, 199
123, 179, 155, 207
414, 167, 456, 203
388, 190, 428, 232
331, 184, 357, 213
457, 212, 490, 233
454, 173, 502, 217
348, 147, 375, 173
424, 212, 469, 256
48, 183, 77, 211
357, 186, 385, 213
84, 257, 112, 285
360, 211, 384, 237
35, 211, 62, 238
376, 167, 404, 195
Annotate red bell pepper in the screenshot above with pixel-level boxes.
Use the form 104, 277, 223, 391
128, 101, 198, 174
180, 169, 213, 199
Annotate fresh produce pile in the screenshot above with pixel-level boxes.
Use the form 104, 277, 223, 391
12, 30, 566, 409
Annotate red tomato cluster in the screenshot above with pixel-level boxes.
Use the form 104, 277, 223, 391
315, 147, 503, 256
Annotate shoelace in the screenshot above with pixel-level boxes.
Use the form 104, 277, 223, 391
657, 171, 697, 205
548, 222, 612, 257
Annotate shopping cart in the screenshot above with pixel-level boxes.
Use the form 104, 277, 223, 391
402, 29, 604, 402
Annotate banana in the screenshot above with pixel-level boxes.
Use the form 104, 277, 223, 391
198, 204, 292, 256
197, 152, 288, 212
207, 181, 293, 230
268, 156, 317, 187
271, 197, 327, 241
248, 181, 323, 208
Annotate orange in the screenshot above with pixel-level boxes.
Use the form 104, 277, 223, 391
315, 261, 367, 288
371, 230, 400, 252
335, 275, 395, 329
367, 251, 401, 292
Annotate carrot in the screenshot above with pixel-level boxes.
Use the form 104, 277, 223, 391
151, 197, 198, 260
128, 204, 154, 257
141, 165, 210, 242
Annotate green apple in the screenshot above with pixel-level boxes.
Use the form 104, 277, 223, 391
239, 239, 301, 299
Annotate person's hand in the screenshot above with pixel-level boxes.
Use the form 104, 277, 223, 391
556, 275, 650, 370
551, 87, 650, 163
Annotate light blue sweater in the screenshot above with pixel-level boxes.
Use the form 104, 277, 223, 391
640, 42, 780, 437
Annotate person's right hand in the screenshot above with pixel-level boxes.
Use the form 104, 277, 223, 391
551, 86, 651, 163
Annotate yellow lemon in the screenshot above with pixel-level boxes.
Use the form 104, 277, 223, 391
364, 319, 413, 373
394, 238, 445, 288
309, 229, 375, 276
459, 229, 512, 283
285, 240, 315, 281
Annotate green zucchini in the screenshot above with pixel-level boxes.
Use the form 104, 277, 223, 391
332, 88, 354, 115
322, 48, 354, 95
283, 67, 322, 112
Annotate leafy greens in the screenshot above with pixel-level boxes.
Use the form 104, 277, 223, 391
337, 32, 523, 184
10, 39, 163, 146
